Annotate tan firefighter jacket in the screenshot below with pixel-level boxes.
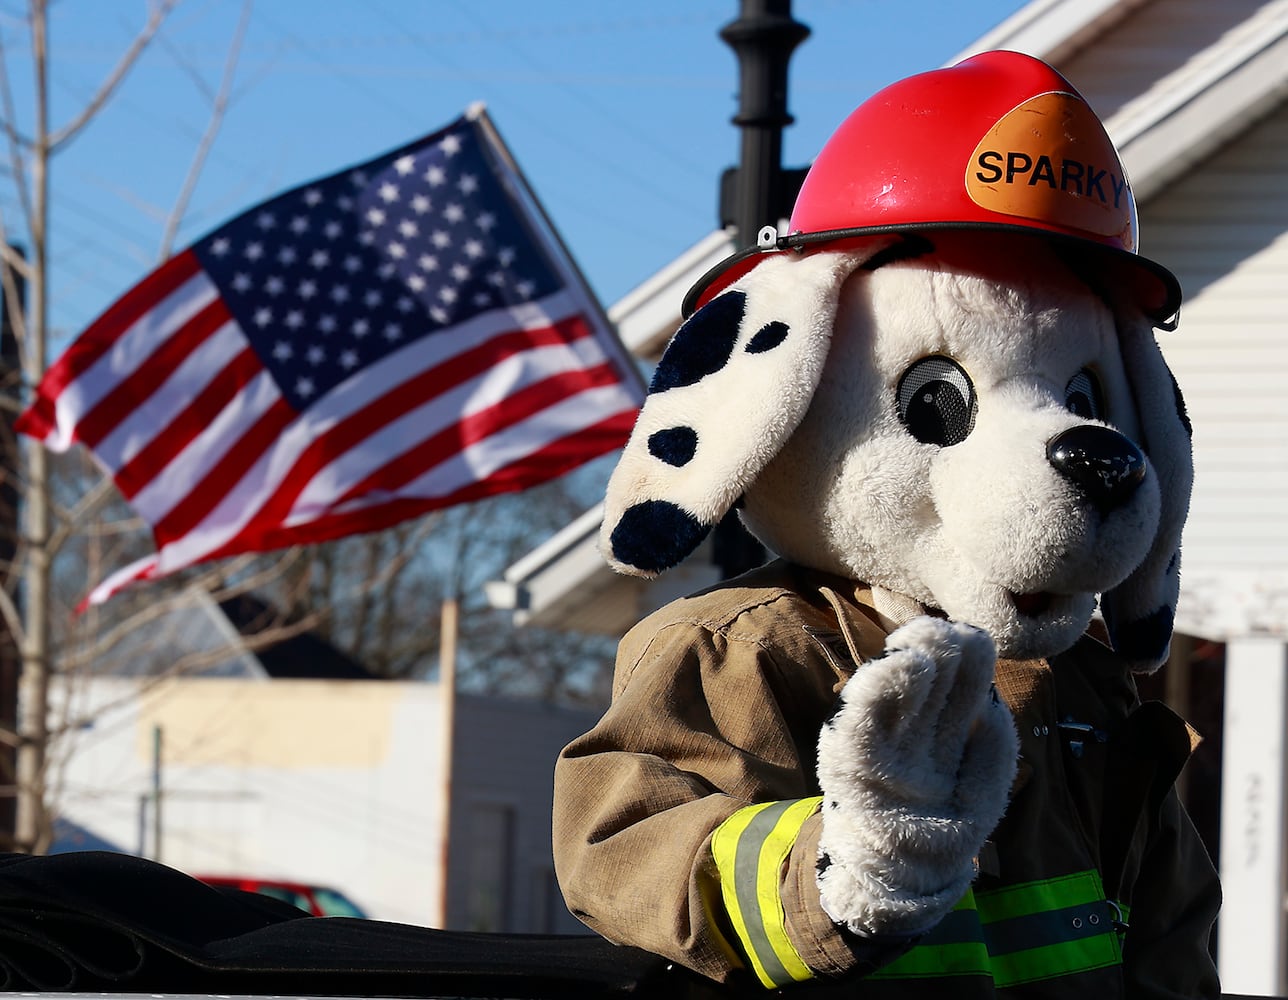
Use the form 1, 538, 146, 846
553, 561, 1220, 998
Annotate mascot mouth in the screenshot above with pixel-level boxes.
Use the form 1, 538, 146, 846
1010, 591, 1056, 617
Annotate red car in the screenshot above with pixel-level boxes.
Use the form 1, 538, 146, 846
195, 875, 368, 918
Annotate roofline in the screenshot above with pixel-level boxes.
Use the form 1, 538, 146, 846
948, 0, 1149, 66
1111, 11, 1288, 199
608, 228, 735, 357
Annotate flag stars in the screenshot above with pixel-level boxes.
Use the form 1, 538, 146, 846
412, 194, 431, 214
295, 376, 316, 398
324, 221, 343, 239
304, 188, 323, 206
272, 341, 293, 361
443, 203, 465, 224
306, 345, 327, 365
340, 349, 360, 369
232, 273, 253, 292
278, 246, 298, 265
378, 181, 400, 203
451, 263, 469, 282
439, 133, 462, 156
464, 239, 485, 259
432, 231, 450, 248
352, 318, 370, 338
458, 173, 479, 195
398, 219, 418, 238
476, 212, 496, 232
344, 255, 363, 273
211, 237, 232, 256
439, 286, 458, 304
378, 262, 397, 280
298, 279, 317, 299
419, 254, 438, 272
394, 154, 416, 176
517, 280, 535, 299
364, 289, 383, 308
330, 285, 350, 303
245, 242, 265, 261
397, 296, 415, 313
366, 207, 387, 226
430, 305, 449, 324
310, 249, 330, 269
264, 276, 285, 296
498, 247, 516, 266
407, 274, 426, 292
254, 306, 273, 327
387, 241, 406, 260
285, 310, 305, 329
425, 164, 446, 186
383, 322, 403, 342
290, 216, 310, 234
256, 211, 277, 230
318, 314, 337, 334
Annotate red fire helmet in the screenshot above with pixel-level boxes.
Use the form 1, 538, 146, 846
684, 50, 1181, 326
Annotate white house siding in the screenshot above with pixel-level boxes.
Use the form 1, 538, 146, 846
1141, 100, 1288, 638
1056, 0, 1276, 123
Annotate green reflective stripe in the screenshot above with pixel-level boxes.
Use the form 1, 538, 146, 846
711, 797, 822, 988
990, 926, 1121, 986
871, 870, 1123, 987
872, 892, 991, 979
981, 870, 1107, 922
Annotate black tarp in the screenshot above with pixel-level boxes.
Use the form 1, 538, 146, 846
0, 851, 719, 998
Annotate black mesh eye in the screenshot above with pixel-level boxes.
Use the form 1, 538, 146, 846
1065, 368, 1104, 420
896, 356, 977, 446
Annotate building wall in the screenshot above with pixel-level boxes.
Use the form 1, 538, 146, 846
51, 677, 599, 933
1143, 101, 1288, 637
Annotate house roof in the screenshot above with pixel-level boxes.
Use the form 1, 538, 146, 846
488, 0, 1288, 635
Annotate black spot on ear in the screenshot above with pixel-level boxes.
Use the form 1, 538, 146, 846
1105, 603, 1175, 663
647, 426, 698, 467
1170, 371, 1192, 437
610, 500, 711, 573
745, 320, 788, 354
816, 851, 833, 877
649, 291, 745, 394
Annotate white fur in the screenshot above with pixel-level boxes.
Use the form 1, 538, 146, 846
601, 246, 891, 576
744, 240, 1166, 659
815, 617, 1017, 936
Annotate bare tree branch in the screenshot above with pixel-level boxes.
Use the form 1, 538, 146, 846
158, 0, 251, 260
0, 29, 34, 229
46, 0, 180, 153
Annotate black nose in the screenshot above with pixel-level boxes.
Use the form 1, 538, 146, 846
1047, 426, 1146, 513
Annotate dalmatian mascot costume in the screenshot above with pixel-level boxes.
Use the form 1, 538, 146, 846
553, 52, 1220, 998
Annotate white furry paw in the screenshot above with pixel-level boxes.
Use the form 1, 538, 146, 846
815, 616, 1018, 937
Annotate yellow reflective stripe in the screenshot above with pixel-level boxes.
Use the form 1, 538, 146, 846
711, 797, 822, 988
870, 870, 1123, 986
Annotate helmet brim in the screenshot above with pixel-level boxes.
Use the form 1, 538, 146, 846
682, 222, 1182, 330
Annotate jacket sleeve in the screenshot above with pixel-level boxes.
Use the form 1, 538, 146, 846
552, 617, 907, 987
1120, 785, 1222, 998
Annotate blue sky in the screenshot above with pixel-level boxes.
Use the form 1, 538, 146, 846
1, 0, 1027, 343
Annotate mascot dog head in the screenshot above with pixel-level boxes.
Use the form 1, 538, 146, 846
600, 51, 1193, 673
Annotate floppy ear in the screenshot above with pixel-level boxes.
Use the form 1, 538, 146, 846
1100, 308, 1194, 673
600, 247, 885, 577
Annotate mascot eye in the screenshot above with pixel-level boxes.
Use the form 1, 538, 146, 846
896, 356, 977, 447
1064, 368, 1104, 420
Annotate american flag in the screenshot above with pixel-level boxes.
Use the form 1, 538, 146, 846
18, 109, 643, 605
